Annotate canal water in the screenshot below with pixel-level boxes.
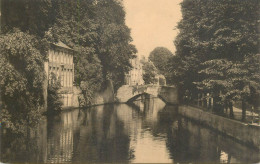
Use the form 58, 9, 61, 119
1, 97, 259, 163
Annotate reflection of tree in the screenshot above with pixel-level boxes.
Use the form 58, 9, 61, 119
73, 105, 131, 163
1, 119, 47, 163
165, 117, 260, 163
3, 103, 258, 163
166, 117, 225, 163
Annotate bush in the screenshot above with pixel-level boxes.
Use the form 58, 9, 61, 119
47, 73, 63, 111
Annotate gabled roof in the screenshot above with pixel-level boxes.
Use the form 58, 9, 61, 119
52, 41, 73, 51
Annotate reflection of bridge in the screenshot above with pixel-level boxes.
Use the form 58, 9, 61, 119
116, 85, 178, 105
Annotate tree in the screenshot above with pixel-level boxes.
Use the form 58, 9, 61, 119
0, 0, 138, 133
228, 54, 260, 121
148, 47, 173, 77
48, 0, 137, 101
47, 73, 63, 112
243, 54, 260, 111
0, 29, 47, 133
142, 61, 157, 84
197, 54, 260, 121
167, 54, 201, 102
0, 0, 54, 133
193, 0, 260, 120
169, 0, 260, 116
95, 0, 137, 90
46, 0, 104, 105
1, 0, 54, 37
196, 59, 235, 115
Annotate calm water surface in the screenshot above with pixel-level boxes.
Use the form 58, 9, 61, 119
1, 97, 259, 163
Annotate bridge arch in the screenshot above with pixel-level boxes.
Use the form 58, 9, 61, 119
116, 85, 178, 105
126, 92, 150, 103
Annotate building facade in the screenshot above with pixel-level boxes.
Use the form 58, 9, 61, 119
154, 74, 166, 86
125, 57, 144, 86
44, 41, 78, 107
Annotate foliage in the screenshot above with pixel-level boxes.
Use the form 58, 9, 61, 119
168, 0, 260, 118
142, 61, 157, 85
46, 0, 136, 103
0, 29, 47, 134
175, 0, 259, 60
1, 0, 54, 37
95, 0, 137, 90
46, 0, 104, 106
148, 47, 173, 77
196, 55, 260, 119
47, 73, 63, 111
1, 0, 52, 133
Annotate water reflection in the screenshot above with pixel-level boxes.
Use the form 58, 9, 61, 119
0, 119, 47, 163
1, 96, 259, 163
46, 110, 79, 163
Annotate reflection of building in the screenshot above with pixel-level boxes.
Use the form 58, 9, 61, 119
44, 41, 79, 107
125, 57, 144, 85
47, 110, 79, 163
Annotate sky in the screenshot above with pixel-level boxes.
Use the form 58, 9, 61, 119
123, 0, 183, 58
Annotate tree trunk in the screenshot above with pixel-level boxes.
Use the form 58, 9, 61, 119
242, 100, 246, 122
229, 101, 234, 118
228, 154, 231, 164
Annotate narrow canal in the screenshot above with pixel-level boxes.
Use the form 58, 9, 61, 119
1, 97, 259, 163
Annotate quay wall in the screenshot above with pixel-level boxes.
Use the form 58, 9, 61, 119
178, 105, 260, 150
62, 80, 115, 110
60, 86, 81, 109
92, 80, 115, 105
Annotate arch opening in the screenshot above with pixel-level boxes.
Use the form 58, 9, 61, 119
126, 92, 167, 104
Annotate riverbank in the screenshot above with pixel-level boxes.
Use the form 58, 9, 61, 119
178, 105, 260, 150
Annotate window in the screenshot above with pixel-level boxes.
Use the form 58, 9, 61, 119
61, 68, 64, 87
57, 68, 59, 77
61, 51, 64, 63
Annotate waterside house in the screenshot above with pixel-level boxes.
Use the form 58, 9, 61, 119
44, 41, 80, 108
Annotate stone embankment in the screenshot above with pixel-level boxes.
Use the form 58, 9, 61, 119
178, 105, 260, 150
62, 80, 115, 109
92, 80, 115, 105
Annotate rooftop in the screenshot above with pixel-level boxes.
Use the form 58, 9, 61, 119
52, 41, 73, 51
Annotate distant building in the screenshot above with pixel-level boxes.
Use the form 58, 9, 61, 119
125, 57, 144, 85
155, 74, 166, 86
44, 41, 78, 107
147, 60, 166, 86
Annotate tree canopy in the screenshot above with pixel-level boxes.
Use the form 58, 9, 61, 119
148, 47, 173, 78
141, 61, 157, 85
168, 0, 260, 119
95, 0, 137, 90
0, 29, 47, 133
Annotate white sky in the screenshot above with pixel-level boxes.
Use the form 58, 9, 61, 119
123, 0, 183, 57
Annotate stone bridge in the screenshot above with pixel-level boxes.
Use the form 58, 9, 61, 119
116, 85, 178, 105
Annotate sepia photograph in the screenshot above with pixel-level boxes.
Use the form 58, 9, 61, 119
0, 0, 259, 163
